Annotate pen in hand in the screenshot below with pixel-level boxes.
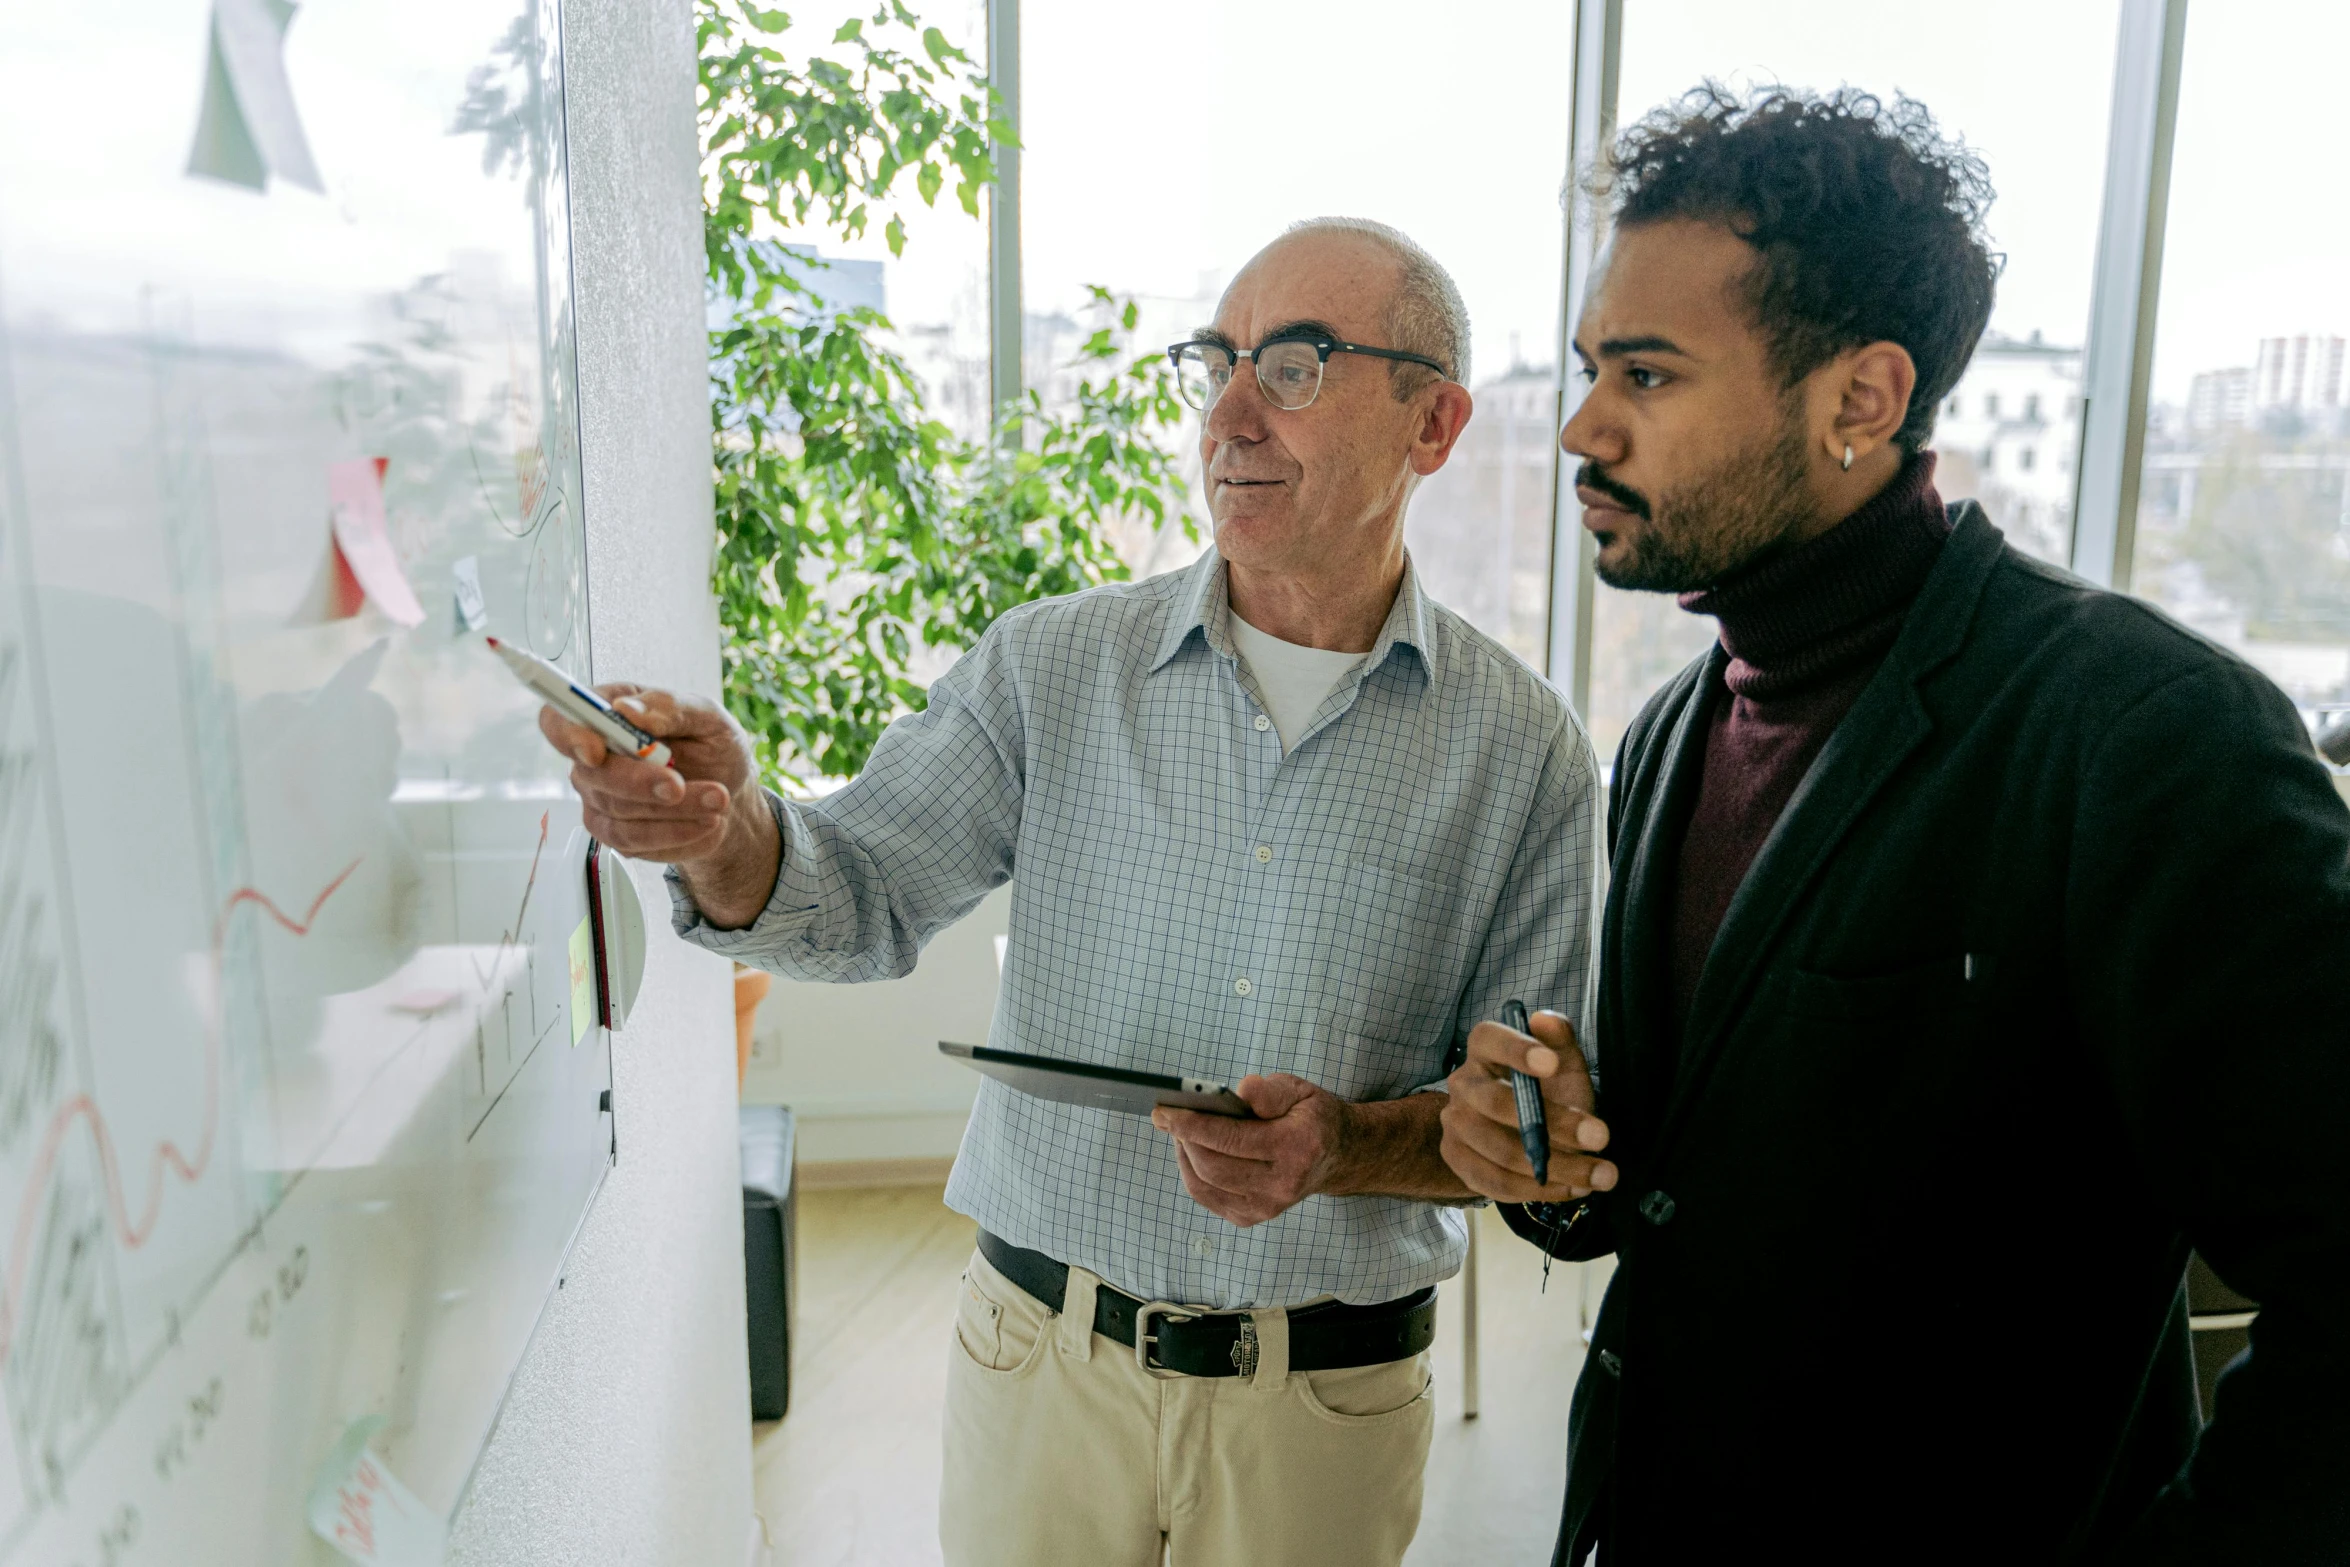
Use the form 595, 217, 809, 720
1500, 999, 1549, 1187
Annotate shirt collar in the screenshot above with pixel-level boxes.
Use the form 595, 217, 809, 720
1150, 549, 1433, 680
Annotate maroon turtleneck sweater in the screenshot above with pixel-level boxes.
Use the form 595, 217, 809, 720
1667, 452, 1953, 1027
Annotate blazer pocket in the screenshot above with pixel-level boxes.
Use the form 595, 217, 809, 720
1785, 953, 1984, 1022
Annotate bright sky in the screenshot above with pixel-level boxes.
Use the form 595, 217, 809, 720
11, 1, 2332, 409
795, 0, 1575, 386
875, 0, 2133, 385
2149, 0, 2350, 397
1019, 0, 1576, 386
808, 0, 2344, 411
1614, 0, 2125, 355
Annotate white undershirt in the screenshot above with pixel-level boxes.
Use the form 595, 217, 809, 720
1229, 613, 1368, 754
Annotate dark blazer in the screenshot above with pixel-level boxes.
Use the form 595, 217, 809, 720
1507, 505, 2350, 1564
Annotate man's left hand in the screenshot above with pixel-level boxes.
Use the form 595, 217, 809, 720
1153, 1074, 1350, 1228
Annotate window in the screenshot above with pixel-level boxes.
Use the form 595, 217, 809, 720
1580, 0, 2124, 763
733, 1, 994, 443
2026, 393, 2042, 421
2127, 1, 2350, 742
2021, 446, 2037, 472
1021, 0, 1574, 663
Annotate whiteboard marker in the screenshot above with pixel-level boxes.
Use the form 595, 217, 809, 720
486, 637, 673, 767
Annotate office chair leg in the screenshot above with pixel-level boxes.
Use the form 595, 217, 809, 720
1462, 1214, 1481, 1420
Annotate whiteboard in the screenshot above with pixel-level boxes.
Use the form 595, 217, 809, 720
0, 0, 615, 1559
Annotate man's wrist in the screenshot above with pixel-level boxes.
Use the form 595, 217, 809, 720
1321, 1093, 1464, 1202
1321, 1098, 1371, 1198
678, 789, 783, 930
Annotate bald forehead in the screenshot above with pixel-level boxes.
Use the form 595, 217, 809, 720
1214, 231, 1402, 341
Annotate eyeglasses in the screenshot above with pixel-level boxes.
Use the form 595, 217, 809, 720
1166, 333, 1451, 413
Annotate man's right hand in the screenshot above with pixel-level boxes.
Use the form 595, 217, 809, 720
1439, 1010, 1617, 1204
537, 685, 782, 929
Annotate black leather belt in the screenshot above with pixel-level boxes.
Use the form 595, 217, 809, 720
976, 1230, 1437, 1378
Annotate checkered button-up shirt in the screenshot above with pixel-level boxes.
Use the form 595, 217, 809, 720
676, 550, 1600, 1308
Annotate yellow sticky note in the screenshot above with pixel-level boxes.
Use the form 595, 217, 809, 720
569, 917, 596, 1044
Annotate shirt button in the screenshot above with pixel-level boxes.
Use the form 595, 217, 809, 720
1254, 845, 1273, 863
1192, 1235, 1216, 1258
1253, 714, 1271, 732
1638, 1190, 1677, 1226
1233, 978, 1254, 997
1598, 1349, 1622, 1376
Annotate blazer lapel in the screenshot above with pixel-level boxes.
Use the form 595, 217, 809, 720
1661, 505, 2010, 1134
1608, 646, 1724, 1114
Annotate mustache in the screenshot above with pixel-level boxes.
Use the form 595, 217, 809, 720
1576, 461, 1651, 521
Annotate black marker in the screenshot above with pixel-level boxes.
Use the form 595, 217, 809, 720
1500, 999, 1549, 1187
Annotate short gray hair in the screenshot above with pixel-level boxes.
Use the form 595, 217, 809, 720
1283, 216, 1471, 396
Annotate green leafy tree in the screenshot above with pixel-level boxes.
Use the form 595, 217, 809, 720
699, 0, 1195, 780
2173, 432, 2350, 646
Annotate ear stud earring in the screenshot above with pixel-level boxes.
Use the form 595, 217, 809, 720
1842, 443, 1855, 471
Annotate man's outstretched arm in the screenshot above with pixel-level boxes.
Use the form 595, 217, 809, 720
537, 632, 1027, 981
540, 684, 781, 928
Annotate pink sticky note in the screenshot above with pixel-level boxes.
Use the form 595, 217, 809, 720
327, 458, 425, 629
306, 1417, 447, 1565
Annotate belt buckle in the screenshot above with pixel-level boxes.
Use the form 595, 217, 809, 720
1133, 1301, 1199, 1380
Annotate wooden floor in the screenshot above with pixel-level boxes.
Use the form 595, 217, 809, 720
754, 1183, 1608, 1566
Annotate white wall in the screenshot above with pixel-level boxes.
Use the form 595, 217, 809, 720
445, 2, 756, 1561
743, 887, 1008, 1163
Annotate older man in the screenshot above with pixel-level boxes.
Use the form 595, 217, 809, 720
542, 218, 1599, 1566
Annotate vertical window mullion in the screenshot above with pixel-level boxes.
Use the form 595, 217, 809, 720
2069, 0, 2189, 590
986, 0, 1023, 424
1546, 0, 1623, 714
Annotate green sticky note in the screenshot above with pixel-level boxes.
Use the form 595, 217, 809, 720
569, 917, 596, 1044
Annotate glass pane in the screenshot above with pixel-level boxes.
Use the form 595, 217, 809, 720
1022, 0, 1573, 661
2129, 3, 2350, 747
1586, 0, 2123, 766
0, 0, 611, 1540
716, 0, 995, 443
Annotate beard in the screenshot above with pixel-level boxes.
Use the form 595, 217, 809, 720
1586, 402, 1821, 593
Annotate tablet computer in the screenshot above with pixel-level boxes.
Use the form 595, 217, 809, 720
939, 1042, 1254, 1118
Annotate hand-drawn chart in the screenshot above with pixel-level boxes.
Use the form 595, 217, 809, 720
0, 1, 615, 1559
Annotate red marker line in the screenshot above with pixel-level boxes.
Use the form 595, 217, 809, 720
0, 860, 360, 1366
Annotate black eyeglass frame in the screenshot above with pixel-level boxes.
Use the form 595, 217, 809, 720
1165, 333, 1452, 411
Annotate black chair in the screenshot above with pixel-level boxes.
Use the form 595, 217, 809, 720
742, 1105, 799, 1421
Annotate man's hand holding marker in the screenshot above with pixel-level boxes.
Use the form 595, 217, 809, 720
490, 638, 782, 929
1440, 1007, 1616, 1204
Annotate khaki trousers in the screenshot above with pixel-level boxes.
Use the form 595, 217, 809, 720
939, 1248, 1436, 1567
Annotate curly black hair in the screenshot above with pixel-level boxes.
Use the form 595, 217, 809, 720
1598, 83, 2001, 453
